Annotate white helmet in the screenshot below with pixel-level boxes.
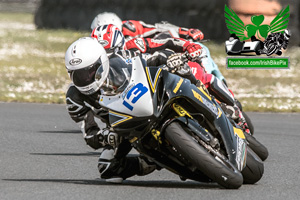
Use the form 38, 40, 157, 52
65, 37, 109, 95
90, 12, 122, 31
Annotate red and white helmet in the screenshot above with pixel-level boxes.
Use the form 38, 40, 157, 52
91, 24, 126, 54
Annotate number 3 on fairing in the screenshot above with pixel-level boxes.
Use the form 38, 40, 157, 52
123, 83, 148, 111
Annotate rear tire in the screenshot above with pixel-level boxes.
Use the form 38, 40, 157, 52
165, 122, 243, 189
242, 148, 264, 184
244, 133, 269, 161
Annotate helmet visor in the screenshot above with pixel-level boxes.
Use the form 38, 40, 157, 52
70, 59, 102, 87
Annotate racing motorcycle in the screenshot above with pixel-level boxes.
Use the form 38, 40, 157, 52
97, 55, 264, 189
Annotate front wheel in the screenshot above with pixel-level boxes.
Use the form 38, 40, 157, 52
165, 122, 243, 189
242, 147, 264, 184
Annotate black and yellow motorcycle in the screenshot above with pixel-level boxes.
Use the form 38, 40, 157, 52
97, 55, 264, 189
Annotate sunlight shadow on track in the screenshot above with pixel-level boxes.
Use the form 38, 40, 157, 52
30, 152, 101, 157
38, 130, 82, 134
2, 178, 220, 189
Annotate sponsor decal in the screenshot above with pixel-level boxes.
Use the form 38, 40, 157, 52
69, 58, 82, 66
173, 78, 183, 94
192, 89, 218, 116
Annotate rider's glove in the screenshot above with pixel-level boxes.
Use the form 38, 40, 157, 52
179, 27, 204, 41
166, 53, 184, 72
97, 128, 119, 147
188, 29, 204, 41
184, 43, 202, 59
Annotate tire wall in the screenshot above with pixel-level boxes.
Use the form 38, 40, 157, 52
34, 0, 299, 45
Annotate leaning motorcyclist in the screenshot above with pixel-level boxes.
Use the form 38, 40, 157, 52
64, 36, 204, 183
91, 24, 249, 133
65, 37, 165, 183
91, 24, 201, 64
90, 12, 204, 41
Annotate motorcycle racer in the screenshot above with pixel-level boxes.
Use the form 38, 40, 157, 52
65, 37, 161, 183
91, 24, 201, 56
65, 35, 206, 183
90, 12, 226, 83
91, 24, 249, 133
90, 12, 204, 41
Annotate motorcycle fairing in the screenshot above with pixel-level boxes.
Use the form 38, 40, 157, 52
99, 56, 154, 117
160, 71, 219, 120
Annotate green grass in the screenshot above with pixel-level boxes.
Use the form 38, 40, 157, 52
0, 12, 33, 23
1, 13, 300, 112
0, 13, 89, 104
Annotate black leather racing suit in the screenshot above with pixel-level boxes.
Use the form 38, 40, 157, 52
65, 50, 180, 180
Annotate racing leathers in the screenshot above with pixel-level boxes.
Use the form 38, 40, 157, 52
125, 37, 200, 55
122, 20, 204, 41
66, 50, 164, 183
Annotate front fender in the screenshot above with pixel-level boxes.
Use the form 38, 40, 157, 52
213, 111, 247, 171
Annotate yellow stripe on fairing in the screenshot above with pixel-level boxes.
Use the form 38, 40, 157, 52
146, 67, 162, 93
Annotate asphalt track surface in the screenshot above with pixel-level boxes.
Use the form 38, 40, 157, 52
1, 102, 300, 200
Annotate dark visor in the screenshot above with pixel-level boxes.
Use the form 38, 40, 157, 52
70, 59, 102, 87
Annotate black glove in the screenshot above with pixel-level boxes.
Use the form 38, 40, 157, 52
166, 53, 184, 73
98, 128, 120, 148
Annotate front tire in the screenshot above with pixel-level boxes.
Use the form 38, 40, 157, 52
165, 122, 243, 189
242, 147, 264, 184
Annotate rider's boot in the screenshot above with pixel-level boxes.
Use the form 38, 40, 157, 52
208, 76, 235, 106
207, 77, 251, 134
98, 146, 157, 183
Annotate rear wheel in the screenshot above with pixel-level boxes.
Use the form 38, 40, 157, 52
165, 122, 243, 189
242, 147, 264, 184
244, 133, 269, 161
